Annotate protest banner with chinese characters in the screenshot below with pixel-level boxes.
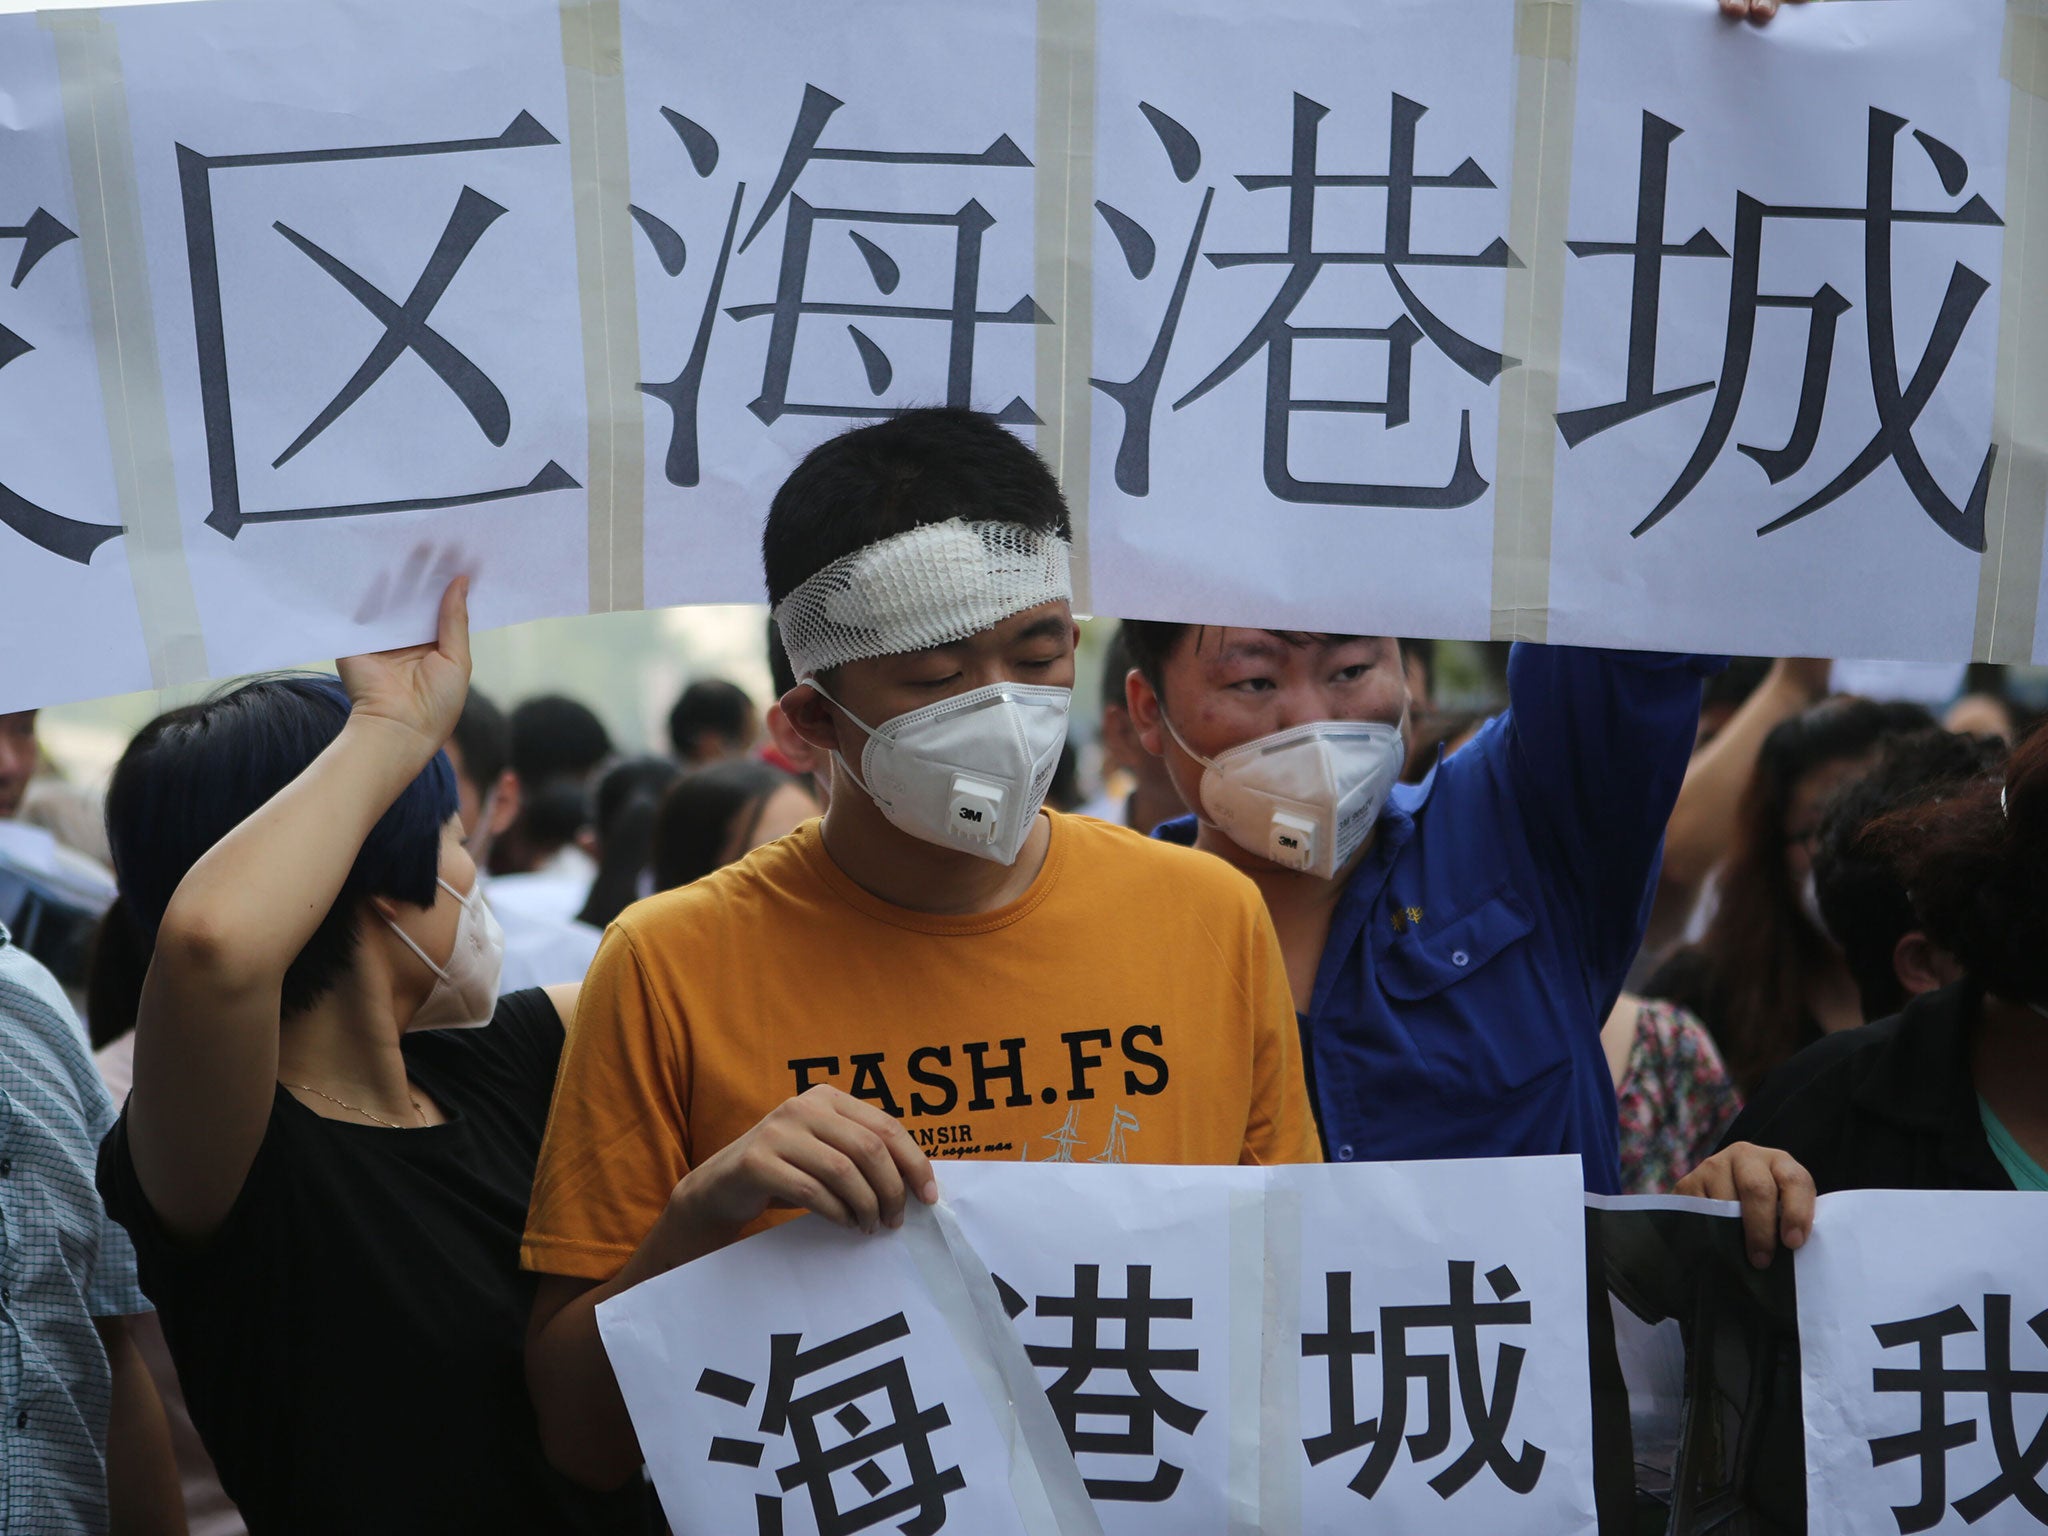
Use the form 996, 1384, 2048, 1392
594, 1199, 1103, 1536
1798, 1188, 2048, 1536
602, 1158, 1601, 1536
3, 0, 2043, 712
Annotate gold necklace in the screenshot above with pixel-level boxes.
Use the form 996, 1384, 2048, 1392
281, 1080, 428, 1130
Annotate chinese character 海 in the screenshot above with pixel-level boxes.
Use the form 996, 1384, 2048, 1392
695, 1311, 967, 1536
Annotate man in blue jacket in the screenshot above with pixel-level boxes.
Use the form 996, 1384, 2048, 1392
1120, 627, 1717, 1194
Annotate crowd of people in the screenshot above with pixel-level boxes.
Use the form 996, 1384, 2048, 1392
1, 401, 2038, 1532
0, 10, 2039, 1517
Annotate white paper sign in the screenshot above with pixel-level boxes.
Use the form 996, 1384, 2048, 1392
943, 1156, 1596, 1536
1272, 1158, 1598, 1535
1553, 0, 2009, 660
111, 0, 595, 682
0, 22, 154, 707
1085, 0, 1518, 640
1798, 1188, 2048, 1536
596, 1201, 1095, 1536
3, 0, 2038, 715
945, 1162, 1263, 1536
618, 0, 1043, 612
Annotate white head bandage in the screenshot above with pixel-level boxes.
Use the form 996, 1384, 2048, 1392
773, 519, 1072, 682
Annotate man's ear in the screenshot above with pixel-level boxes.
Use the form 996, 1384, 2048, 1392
487, 770, 522, 838
779, 684, 847, 758
1124, 669, 1168, 759
1894, 931, 1964, 998
764, 701, 821, 774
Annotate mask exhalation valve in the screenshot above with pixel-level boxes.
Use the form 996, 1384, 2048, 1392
1268, 811, 1318, 872
948, 774, 1005, 843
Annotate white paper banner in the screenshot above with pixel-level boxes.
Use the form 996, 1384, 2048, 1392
1, 0, 2038, 713
915, 1158, 1593, 1534
595, 1200, 1099, 1536
1799, 1187, 2048, 1536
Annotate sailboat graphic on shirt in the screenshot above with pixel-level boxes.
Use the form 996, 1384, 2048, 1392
1022, 1103, 1137, 1163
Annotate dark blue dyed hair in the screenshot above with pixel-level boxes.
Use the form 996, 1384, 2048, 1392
104, 674, 457, 1021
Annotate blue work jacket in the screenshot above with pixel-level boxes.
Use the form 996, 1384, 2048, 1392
1161, 644, 1718, 1193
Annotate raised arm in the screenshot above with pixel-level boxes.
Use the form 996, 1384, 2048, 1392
126, 579, 471, 1240
1661, 658, 1831, 893
1501, 646, 1721, 981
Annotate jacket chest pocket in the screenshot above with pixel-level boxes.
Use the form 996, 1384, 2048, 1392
1373, 887, 1565, 1099
1379, 887, 1535, 1000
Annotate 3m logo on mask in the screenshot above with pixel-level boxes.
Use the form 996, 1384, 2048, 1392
948, 776, 1004, 843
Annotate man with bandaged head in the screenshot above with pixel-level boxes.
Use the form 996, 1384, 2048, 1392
522, 408, 1319, 1490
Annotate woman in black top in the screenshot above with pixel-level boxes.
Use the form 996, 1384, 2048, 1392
1680, 713, 2048, 1264
94, 579, 650, 1535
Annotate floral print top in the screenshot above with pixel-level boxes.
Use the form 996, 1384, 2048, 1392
1617, 998, 1744, 1194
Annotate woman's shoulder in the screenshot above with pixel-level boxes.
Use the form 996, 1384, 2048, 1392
405, 987, 567, 1099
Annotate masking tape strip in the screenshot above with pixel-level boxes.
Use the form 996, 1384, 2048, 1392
1256, 1185, 1302, 1536
1224, 1183, 1265, 1536
2007, 6, 2048, 101
43, 11, 208, 692
559, 0, 645, 615
1975, 0, 2048, 662
1490, 0, 1581, 643
914, 1198, 1106, 1536
1035, 0, 1096, 615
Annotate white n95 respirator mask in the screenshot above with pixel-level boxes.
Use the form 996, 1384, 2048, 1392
381, 876, 505, 1030
1165, 717, 1405, 878
813, 681, 1072, 865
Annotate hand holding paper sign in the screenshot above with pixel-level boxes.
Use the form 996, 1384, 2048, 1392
1675, 1141, 1817, 1268
526, 1086, 939, 1491
678, 1083, 940, 1238
334, 573, 473, 765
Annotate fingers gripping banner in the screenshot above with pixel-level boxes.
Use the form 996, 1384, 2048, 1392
597, 1167, 2048, 1536
599, 1158, 1602, 1536
2, 0, 2042, 711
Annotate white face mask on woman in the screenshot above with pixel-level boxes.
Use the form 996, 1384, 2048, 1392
381, 876, 505, 1030
811, 679, 1072, 866
1163, 715, 1405, 879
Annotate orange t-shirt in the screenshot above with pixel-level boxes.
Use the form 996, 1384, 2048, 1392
522, 811, 1319, 1280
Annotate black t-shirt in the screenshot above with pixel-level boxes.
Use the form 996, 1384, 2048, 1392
98, 990, 655, 1535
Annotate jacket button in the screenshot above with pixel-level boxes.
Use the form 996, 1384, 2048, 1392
1337, 1144, 1355, 1161
1451, 950, 1470, 967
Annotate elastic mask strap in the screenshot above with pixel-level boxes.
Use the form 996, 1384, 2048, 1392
802, 679, 882, 800
382, 905, 453, 986
1157, 708, 1218, 773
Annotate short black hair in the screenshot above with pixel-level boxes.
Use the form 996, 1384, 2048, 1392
1120, 623, 1395, 702
104, 675, 455, 1020
766, 618, 798, 701
1399, 638, 1436, 696
509, 694, 612, 785
668, 678, 758, 759
761, 407, 1070, 607
1815, 728, 2007, 1020
449, 688, 510, 798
